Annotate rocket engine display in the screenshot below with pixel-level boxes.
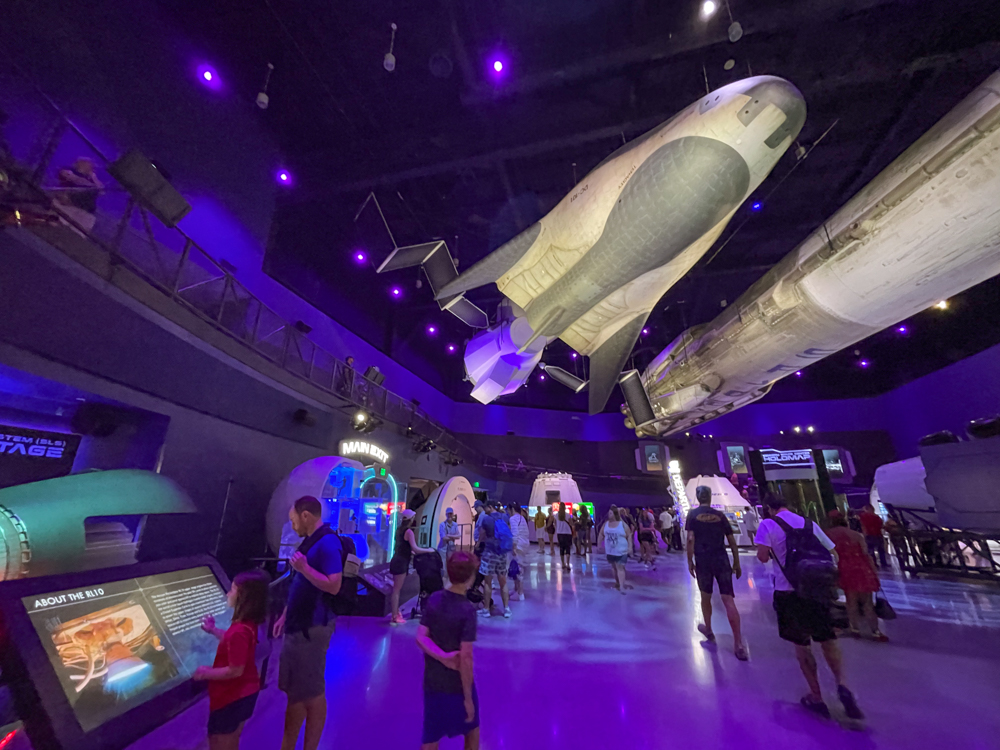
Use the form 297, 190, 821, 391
624, 70, 1000, 437
379, 76, 806, 414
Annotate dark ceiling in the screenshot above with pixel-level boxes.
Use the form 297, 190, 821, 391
163, 0, 1000, 411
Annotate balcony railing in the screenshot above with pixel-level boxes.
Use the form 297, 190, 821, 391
0, 74, 473, 462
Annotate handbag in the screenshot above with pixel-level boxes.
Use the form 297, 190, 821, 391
874, 589, 897, 620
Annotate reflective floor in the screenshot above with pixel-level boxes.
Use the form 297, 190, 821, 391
131, 549, 1000, 750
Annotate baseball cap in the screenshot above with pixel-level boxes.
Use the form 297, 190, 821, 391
401, 509, 416, 520
445, 507, 454, 514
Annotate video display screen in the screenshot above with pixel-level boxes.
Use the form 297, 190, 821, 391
822, 449, 845, 479
22, 566, 232, 732
727, 445, 749, 474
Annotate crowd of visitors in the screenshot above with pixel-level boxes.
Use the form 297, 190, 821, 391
200, 490, 896, 748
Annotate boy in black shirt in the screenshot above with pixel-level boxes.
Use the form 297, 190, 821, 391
686, 485, 748, 660
416, 551, 480, 749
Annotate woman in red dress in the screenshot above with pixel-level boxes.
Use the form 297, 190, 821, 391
827, 513, 888, 642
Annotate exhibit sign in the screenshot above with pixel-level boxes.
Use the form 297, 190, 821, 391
339, 440, 389, 464
0, 425, 81, 489
635, 442, 667, 473
22, 565, 231, 732
761, 448, 818, 481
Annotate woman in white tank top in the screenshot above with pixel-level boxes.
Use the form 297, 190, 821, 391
599, 505, 633, 593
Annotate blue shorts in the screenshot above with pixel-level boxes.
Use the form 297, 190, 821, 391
422, 689, 480, 744
607, 554, 627, 565
208, 692, 258, 735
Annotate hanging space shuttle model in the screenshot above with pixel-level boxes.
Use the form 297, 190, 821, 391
623, 69, 1000, 436
378, 76, 806, 413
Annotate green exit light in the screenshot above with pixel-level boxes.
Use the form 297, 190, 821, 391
473, 481, 480, 488
379, 467, 387, 477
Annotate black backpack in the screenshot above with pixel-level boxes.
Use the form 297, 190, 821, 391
297, 525, 359, 616
773, 516, 838, 601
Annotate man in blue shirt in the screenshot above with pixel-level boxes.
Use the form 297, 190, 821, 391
274, 496, 343, 750
438, 507, 461, 568
477, 501, 511, 619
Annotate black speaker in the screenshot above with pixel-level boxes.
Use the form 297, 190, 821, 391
107, 149, 191, 227
967, 417, 1000, 440
363, 366, 386, 386
71, 403, 121, 437
919, 430, 960, 447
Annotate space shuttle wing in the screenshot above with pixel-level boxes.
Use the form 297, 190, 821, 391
435, 223, 542, 300
586, 314, 649, 415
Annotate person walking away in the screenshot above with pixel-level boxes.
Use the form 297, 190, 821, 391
659, 507, 675, 553
391, 509, 437, 624
554, 503, 575, 571
477, 501, 513, 619
686, 486, 747, 660
534, 506, 548, 554
598, 506, 632, 593
438, 508, 461, 572
273, 496, 344, 750
507, 505, 530, 601
755, 495, 864, 720
416, 552, 481, 750
859, 504, 887, 569
578, 505, 594, 555
671, 508, 683, 551
196, 570, 270, 750
545, 507, 557, 555
826, 513, 887, 641
638, 509, 657, 569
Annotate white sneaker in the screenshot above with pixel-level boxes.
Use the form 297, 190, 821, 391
503, 607, 512, 618
477, 609, 491, 618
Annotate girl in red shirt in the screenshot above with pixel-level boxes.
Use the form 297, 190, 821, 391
194, 570, 270, 749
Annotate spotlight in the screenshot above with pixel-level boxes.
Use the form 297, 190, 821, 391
390, 286, 402, 298
427, 325, 437, 336
570, 352, 578, 360
447, 344, 456, 353
897, 325, 908, 334
934, 300, 949, 310
539, 373, 546, 381
795, 371, 802, 377
354, 250, 367, 264
641, 328, 650, 336
793, 426, 801, 433
202, 70, 213, 82
751, 202, 762, 211
780, 430, 784, 435
701, 0, 718, 19
807, 426, 815, 433
493, 60, 503, 73
197, 65, 221, 89
276, 170, 292, 186
859, 359, 870, 368
354, 410, 368, 425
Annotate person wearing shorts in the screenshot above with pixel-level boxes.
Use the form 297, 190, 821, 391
477, 501, 511, 619
686, 486, 746, 660
756, 494, 864, 721
599, 506, 632, 593
637, 509, 656, 569
274, 497, 344, 750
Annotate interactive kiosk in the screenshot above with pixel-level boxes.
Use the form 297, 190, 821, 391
0, 555, 233, 750
685, 475, 759, 546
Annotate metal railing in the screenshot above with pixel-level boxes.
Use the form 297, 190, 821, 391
0, 73, 471, 458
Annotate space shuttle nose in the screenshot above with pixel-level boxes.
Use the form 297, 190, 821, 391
739, 77, 806, 148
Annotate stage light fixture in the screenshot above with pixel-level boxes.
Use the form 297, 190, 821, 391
701, 1, 718, 19
795, 371, 802, 377
276, 169, 292, 186
641, 327, 650, 335
934, 299, 949, 310
793, 426, 801, 433
390, 286, 402, 298
807, 426, 815, 433
897, 325, 908, 334
493, 60, 503, 73
859, 359, 870, 368
447, 344, 456, 353
570, 352, 578, 359
354, 250, 367, 264
752, 202, 762, 211
354, 410, 368, 425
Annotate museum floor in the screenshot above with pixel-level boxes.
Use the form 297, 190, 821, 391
129, 550, 1000, 750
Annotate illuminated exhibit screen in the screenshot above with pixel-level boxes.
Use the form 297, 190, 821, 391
822, 449, 845, 479
22, 565, 231, 732
727, 445, 749, 474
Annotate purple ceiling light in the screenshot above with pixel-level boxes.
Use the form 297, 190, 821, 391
390, 286, 402, 299
427, 324, 437, 336
539, 373, 546, 381
641, 327, 649, 336
276, 169, 292, 186
897, 325, 908, 334
570, 352, 578, 360
493, 60, 504, 73
354, 250, 367, 264
447, 344, 456, 353
197, 65, 221, 90
795, 371, 802, 377
859, 359, 870, 368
